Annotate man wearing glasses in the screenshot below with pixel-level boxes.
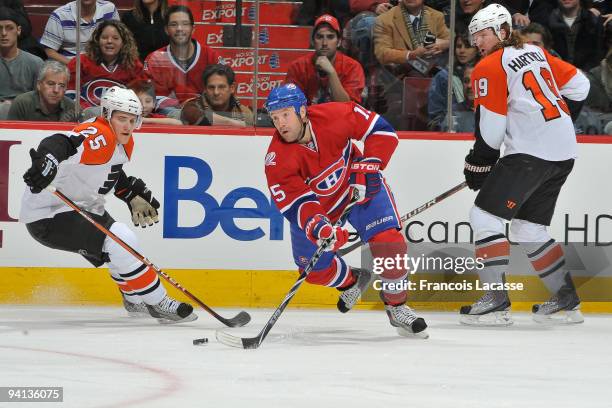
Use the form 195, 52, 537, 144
144, 5, 221, 108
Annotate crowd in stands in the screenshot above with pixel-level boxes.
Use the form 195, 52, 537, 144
0, 0, 609, 133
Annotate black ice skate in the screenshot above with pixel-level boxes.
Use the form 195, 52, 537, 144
146, 295, 198, 324
384, 303, 429, 338
532, 276, 583, 324
120, 292, 150, 318
337, 268, 374, 313
459, 290, 512, 326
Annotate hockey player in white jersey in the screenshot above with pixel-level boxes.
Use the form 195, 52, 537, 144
459, 4, 590, 325
21, 86, 197, 323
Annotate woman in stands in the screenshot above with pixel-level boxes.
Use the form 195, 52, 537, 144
67, 20, 149, 109
427, 31, 479, 130
121, 0, 169, 61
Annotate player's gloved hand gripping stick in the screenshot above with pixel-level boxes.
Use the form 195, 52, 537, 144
46, 185, 251, 328
216, 188, 361, 349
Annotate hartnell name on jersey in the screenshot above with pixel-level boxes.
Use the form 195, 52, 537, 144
507, 51, 546, 72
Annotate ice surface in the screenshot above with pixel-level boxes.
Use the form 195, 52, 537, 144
0, 306, 610, 408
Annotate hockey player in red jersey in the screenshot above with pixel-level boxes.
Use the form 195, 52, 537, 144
144, 5, 221, 106
21, 86, 197, 323
264, 84, 428, 337
460, 4, 590, 326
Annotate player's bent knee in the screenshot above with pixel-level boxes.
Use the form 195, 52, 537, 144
470, 206, 506, 241
103, 223, 143, 269
305, 257, 350, 287
369, 228, 405, 244
106, 222, 141, 249
368, 228, 407, 258
509, 218, 550, 243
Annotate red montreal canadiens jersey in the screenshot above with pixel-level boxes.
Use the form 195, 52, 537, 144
144, 40, 221, 104
67, 55, 149, 108
265, 102, 397, 229
285, 51, 365, 104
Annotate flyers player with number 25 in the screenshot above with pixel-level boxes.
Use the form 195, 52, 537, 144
264, 84, 428, 338
460, 4, 590, 326
20, 86, 197, 324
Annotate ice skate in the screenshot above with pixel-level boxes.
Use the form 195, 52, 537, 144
532, 281, 583, 324
460, 291, 513, 326
337, 268, 374, 313
146, 295, 198, 324
384, 303, 429, 338
120, 292, 150, 318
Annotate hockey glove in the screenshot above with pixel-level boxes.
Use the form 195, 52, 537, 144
23, 148, 59, 193
349, 157, 382, 203
305, 214, 349, 252
464, 149, 496, 191
114, 176, 160, 228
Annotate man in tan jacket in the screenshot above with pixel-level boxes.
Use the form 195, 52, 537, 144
373, 0, 450, 66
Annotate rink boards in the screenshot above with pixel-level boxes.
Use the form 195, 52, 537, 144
1, 124, 611, 311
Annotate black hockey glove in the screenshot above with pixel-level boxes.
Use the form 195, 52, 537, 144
464, 149, 496, 191
114, 175, 160, 228
23, 148, 59, 193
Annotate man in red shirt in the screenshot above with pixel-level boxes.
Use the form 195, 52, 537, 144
285, 14, 365, 105
144, 5, 221, 107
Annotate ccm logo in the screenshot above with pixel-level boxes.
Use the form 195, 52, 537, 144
350, 163, 380, 172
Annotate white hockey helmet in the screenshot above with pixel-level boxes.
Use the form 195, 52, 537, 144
101, 86, 143, 129
468, 3, 512, 45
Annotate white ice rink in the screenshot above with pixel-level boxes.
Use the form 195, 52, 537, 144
0, 306, 610, 408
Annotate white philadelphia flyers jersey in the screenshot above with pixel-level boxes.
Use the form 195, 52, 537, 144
20, 117, 134, 223
472, 43, 590, 161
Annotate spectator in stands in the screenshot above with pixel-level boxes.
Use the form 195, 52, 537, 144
41, 0, 119, 65
548, 0, 606, 71
427, 31, 477, 130
497, 0, 557, 28
373, 0, 450, 67
454, 0, 486, 34
128, 79, 181, 125
584, 25, 611, 113
286, 14, 365, 105
67, 20, 148, 109
520, 23, 559, 54
145, 5, 221, 107
440, 63, 476, 132
181, 64, 253, 127
121, 0, 169, 61
0, 0, 46, 59
7, 60, 77, 122
0, 7, 43, 119
343, 2, 394, 71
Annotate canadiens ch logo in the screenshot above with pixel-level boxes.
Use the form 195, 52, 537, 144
308, 144, 351, 196
82, 79, 124, 106
265, 152, 276, 166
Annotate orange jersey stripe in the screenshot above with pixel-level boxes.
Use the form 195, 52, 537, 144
543, 48, 577, 89
125, 267, 159, 291
472, 49, 508, 116
531, 244, 564, 272
476, 241, 510, 260
74, 118, 134, 165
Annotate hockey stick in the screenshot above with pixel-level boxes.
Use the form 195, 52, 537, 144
46, 185, 251, 328
338, 181, 468, 257
216, 189, 361, 349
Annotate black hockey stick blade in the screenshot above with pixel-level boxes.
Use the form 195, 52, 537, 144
217, 310, 251, 328
337, 181, 468, 257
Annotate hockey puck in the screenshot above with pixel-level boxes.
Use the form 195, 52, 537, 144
193, 337, 209, 346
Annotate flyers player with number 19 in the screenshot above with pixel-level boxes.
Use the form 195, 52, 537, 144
264, 84, 428, 338
20, 86, 197, 324
460, 4, 590, 326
